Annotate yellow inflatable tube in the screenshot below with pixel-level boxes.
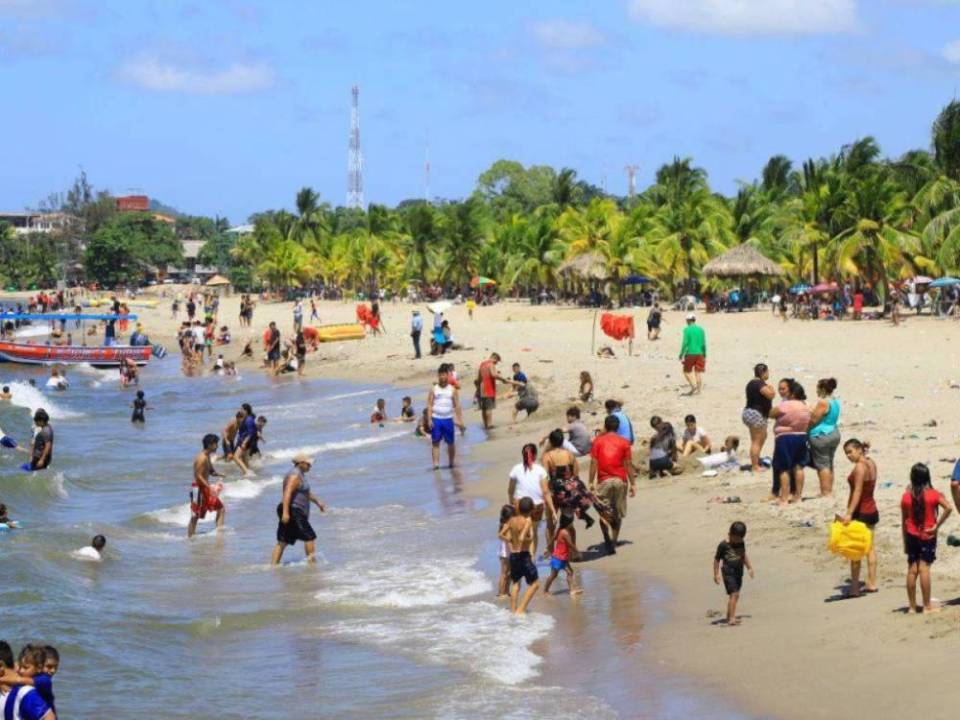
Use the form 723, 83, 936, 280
828, 520, 872, 561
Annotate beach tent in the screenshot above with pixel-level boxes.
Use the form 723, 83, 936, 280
930, 277, 960, 288
205, 275, 231, 287
702, 244, 783, 309
557, 251, 610, 282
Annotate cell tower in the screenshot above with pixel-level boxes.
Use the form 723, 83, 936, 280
625, 164, 639, 198
424, 128, 431, 202
347, 85, 364, 209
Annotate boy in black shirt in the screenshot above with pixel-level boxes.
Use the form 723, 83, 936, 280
713, 521, 754, 626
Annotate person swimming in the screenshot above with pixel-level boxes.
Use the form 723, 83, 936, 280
131, 390, 148, 424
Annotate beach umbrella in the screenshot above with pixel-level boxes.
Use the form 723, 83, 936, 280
702, 243, 784, 278
810, 282, 838, 294
789, 283, 811, 294
622, 275, 652, 285
930, 277, 960, 288
427, 300, 452, 315
469, 276, 496, 288
205, 274, 231, 287
912, 276, 934, 285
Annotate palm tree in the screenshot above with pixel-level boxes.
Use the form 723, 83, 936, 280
401, 203, 439, 284
556, 198, 622, 257
832, 168, 920, 304
439, 199, 486, 286
257, 239, 313, 289
649, 157, 733, 292
761, 155, 793, 198
551, 168, 581, 208
933, 100, 960, 181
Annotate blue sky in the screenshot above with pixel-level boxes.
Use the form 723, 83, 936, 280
2, 0, 959, 223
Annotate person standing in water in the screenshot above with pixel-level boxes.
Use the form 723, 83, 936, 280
29, 409, 53, 471
130, 390, 148, 424
188, 433, 225, 538
679, 313, 706, 394
272, 453, 326, 565
427, 364, 465, 469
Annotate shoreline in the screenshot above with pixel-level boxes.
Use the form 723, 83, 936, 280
35, 294, 960, 717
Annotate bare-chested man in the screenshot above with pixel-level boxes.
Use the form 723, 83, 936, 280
498, 496, 540, 614
222, 411, 243, 460
188, 433, 225, 538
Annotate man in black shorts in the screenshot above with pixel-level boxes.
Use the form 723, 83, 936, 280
271, 453, 326, 564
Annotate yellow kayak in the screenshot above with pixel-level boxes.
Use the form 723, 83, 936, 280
305, 324, 365, 343
86, 298, 159, 309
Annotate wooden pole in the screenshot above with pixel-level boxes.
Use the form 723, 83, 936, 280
591, 308, 599, 356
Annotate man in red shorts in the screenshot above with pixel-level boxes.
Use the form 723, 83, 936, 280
589, 415, 636, 555
679, 313, 706, 395
188, 433, 226, 538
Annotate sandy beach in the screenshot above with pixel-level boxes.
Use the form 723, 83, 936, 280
87, 290, 960, 717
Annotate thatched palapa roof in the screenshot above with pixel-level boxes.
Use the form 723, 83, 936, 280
702, 243, 784, 278
557, 251, 609, 281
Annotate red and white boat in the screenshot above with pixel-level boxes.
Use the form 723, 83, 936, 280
0, 341, 151, 367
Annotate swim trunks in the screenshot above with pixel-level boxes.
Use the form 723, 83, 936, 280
721, 568, 743, 595
191, 483, 223, 519
431, 417, 455, 445
682, 354, 705, 372
275, 504, 317, 545
509, 551, 539, 584
550, 557, 570, 572
479, 397, 496, 411
905, 534, 936, 565
596, 480, 627, 519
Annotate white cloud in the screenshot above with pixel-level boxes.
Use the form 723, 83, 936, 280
531, 19, 606, 49
118, 55, 275, 95
627, 0, 858, 36
943, 40, 960, 64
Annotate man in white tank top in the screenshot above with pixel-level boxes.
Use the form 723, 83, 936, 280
426, 365, 465, 469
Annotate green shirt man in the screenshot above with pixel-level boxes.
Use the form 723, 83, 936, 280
679, 314, 706, 393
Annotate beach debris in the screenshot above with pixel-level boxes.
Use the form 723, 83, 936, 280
925, 420, 938, 427
894, 395, 905, 400
881, 482, 894, 489
948, 534, 960, 548
706, 609, 723, 619
950, 382, 960, 389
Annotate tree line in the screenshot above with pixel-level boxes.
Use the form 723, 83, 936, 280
3, 100, 959, 300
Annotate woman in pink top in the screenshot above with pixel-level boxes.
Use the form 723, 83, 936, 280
768, 378, 811, 505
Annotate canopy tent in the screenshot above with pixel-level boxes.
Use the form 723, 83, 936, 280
790, 283, 812, 294
929, 277, 960, 288
623, 275, 652, 285
205, 274, 231, 287
557, 252, 610, 281
702, 244, 784, 278
469, 276, 497, 288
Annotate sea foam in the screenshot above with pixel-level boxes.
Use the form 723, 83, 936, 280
325, 602, 555, 685
5, 381, 81, 419
266, 430, 409, 461
314, 557, 491, 608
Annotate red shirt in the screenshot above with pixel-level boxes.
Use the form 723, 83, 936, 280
591, 432, 632, 482
478, 360, 497, 398
901, 488, 944, 539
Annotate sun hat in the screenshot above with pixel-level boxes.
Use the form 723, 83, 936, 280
686, 313, 696, 321
292, 453, 315, 466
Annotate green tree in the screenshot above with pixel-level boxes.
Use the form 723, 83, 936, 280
933, 100, 960, 181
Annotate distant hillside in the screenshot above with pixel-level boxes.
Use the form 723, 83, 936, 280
149, 198, 181, 217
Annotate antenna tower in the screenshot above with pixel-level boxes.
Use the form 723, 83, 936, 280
625, 164, 639, 198
424, 128, 431, 202
347, 85, 364, 209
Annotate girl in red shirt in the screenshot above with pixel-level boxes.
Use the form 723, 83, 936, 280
901, 463, 952, 613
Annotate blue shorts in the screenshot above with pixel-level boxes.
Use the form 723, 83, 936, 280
550, 557, 570, 572
431, 417, 455, 446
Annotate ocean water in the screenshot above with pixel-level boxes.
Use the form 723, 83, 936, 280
0, 356, 750, 719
